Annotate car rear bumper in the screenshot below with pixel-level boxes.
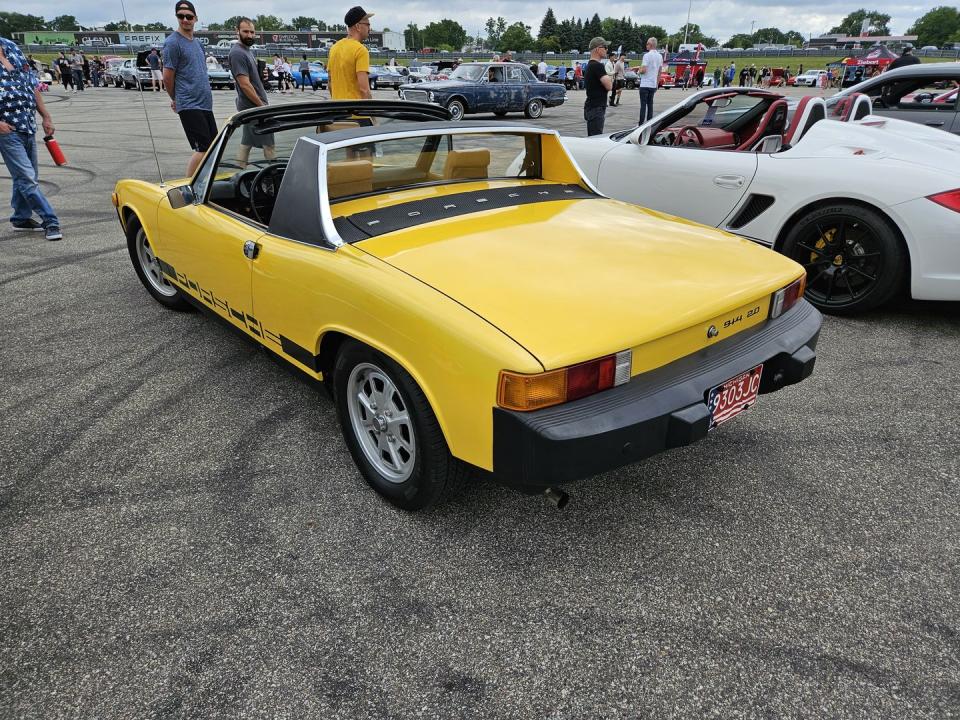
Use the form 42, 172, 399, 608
491, 300, 821, 490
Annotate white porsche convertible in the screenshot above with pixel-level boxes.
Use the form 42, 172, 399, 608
562, 88, 960, 314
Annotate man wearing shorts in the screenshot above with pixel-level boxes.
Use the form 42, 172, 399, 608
163, 0, 216, 176
228, 18, 275, 166
146, 48, 163, 91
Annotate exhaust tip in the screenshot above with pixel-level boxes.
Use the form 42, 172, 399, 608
544, 487, 569, 509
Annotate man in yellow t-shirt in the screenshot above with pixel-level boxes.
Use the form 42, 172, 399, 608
328, 6, 373, 100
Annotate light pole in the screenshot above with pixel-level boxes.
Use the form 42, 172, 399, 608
750, 20, 756, 37
682, 0, 693, 46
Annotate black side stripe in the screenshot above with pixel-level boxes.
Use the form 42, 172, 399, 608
156, 256, 322, 372
333, 183, 597, 243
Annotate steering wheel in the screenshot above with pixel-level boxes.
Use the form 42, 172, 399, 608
674, 126, 705, 147
250, 162, 287, 224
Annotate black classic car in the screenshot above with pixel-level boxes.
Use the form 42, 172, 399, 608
398, 62, 567, 120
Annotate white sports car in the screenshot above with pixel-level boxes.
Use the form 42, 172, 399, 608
562, 88, 960, 314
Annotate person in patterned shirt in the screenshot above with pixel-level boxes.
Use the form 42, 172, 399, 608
0, 36, 61, 240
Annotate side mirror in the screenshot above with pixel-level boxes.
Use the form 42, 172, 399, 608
634, 126, 652, 145
167, 185, 196, 209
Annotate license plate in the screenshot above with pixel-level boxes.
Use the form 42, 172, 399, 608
707, 364, 763, 429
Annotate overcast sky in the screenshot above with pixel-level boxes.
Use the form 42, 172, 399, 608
23, 0, 935, 43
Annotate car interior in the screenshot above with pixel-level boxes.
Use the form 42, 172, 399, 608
204, 121, 540, 225
646, 91, 828, 152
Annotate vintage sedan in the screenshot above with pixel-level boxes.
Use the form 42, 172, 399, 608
207, 61, 235, 90
563, 87, 960, 314
118, 55, 153, 90
114, 100, 819, 510
289, 62, 329, 90
398, 62, 567, 120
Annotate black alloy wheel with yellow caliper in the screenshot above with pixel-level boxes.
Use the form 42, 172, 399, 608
781, 203, 906, 314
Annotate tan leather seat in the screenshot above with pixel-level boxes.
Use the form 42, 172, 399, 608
442, 149, 490, 180
327, 160, 373, 199
319, 121, 362, 132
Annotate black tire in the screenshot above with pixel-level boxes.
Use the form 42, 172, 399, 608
446, 98, 466, 121
781, 203, 906, 315
333, 340, 468, 510
126, 218, 191, 311
524, 98, 544, 119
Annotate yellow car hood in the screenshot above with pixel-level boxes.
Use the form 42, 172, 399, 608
356, 198, 802, 370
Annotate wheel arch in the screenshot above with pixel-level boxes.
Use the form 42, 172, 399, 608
445, 94, 469, 111
315, 328, 459, 456
772, 196, 913, 299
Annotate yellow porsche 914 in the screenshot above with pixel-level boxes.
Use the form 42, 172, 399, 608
113, 101, 821, 510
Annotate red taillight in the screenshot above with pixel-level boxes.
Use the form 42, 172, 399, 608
567, 355, 617, 401
770, 275, 806, 319
928, 189, 960, 213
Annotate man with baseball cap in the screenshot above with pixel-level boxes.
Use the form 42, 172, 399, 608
328, 6, 374, 100
583, 37, 613, 136
163, 0, 216, 176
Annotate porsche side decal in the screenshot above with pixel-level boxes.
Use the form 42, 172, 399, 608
157, 257, 321, 372
333, 183, 597, 243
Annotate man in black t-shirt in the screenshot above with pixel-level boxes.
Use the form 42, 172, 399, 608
886, 46, 921, 72
584, 36, 613, 136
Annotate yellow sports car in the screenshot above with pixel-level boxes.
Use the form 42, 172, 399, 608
114, 101, 821, 510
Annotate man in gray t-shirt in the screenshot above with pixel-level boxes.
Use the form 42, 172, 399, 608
163, 0, 217, 176
227, 17, 275, 164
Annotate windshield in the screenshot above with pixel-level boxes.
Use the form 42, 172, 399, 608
448, 65, 484, 81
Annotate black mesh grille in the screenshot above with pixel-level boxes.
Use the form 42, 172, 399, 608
727, 194, 775, 230
333, 183, 597, 242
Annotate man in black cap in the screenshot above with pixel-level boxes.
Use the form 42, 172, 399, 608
328, 6, 373, 99
583, 37, 613, 136
887, 45, 921, 72
163, 0, 216, 176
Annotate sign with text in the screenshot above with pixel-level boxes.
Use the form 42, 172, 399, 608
119, 32, 167, 45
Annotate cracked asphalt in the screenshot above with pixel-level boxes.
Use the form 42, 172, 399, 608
1, 83, 958, 719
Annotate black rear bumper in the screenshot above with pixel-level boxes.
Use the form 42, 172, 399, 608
492, 300, 821, 490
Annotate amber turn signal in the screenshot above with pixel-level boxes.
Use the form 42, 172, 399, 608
498, 350, 632, 412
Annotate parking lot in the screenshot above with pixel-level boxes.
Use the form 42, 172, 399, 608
2, 84, 959, 718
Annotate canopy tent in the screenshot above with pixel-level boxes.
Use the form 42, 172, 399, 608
859, 45, 898, 67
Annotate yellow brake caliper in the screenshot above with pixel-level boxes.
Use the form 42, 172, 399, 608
812, 227, 839, 265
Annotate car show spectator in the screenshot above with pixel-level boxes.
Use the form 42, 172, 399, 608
90, 55, 103, 87
611, 54, 625, 105
584, 37, 612, 136
298, 54, 311, 91
163, 0, 216, 176
638, 37, 662, 122
228, 17, 275, 166
0, 35, 62, 240
70, 49, 85, 92
713, 66, 721, 87
886, 45, 921, 72
147, 48, 163, 91
533, 59, 545, 81
573, 61, 583, 89
56, 51, 71, 90
328, 6, 373, 100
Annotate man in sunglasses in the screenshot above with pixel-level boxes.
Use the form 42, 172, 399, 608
328, 6, 374, 100
163, 0, 216, 176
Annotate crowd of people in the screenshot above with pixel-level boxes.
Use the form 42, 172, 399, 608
0, 3, 937, 244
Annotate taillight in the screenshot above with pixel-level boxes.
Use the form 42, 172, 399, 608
498, 350, 632, 411
770, 275, 806, 319
928, 189, 960, 213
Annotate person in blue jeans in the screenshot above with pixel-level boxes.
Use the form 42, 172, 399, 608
0, 36, 61, 240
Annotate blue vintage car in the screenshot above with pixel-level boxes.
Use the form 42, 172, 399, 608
290, 63, 329, 90
398, 62, 567, 120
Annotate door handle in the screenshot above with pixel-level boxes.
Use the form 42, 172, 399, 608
243, 240, 260, 260
714, 174, 745, 189
925, 121, 945, 127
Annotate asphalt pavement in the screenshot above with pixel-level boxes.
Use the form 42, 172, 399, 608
1, 83, 959, 719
